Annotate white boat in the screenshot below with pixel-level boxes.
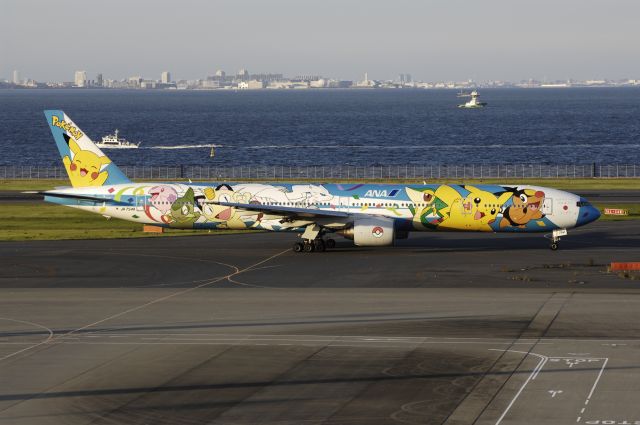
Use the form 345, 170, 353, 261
458, 90, 487, 108
96, 129, 141, 149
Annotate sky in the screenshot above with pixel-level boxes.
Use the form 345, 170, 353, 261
2, 0, 639, 82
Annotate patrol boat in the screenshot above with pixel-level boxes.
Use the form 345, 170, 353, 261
96, 129, 141, 149
458, 90, 487, 108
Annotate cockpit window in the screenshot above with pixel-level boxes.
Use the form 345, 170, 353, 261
576, 201, 591, 207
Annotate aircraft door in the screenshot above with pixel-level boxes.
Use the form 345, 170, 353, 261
542, 198, 553, 215
340, 196, 350, 212
458, 197, 476, 229
136, 195, 145, 211
460, 197, 472, 215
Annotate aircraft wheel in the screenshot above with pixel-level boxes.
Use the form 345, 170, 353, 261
314, 239, 326, 252
303, 242, 314, 253
293, 242, 304, 253
550, 243, 559, 251
325, 238, 336, 249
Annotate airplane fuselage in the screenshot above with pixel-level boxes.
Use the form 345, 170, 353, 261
45, 182, 601, 237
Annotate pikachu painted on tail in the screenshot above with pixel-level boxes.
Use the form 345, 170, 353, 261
62, 136, 111, 187
45, 111, 130, 188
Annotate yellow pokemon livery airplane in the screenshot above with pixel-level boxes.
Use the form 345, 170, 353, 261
43, 110, 600, 252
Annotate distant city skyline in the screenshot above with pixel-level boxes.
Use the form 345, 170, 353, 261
2, 0, 639, 82
4, 66, 640, 88
4, 67, 638, 91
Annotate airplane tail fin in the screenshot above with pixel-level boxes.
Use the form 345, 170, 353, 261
44, 110, 130, 188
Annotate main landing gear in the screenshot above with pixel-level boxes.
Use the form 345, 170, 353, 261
548, 228, 568, 251
292, 238, 336, 253
292, 224, 336, 253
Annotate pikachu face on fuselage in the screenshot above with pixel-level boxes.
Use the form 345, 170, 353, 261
443, 186, 512, 231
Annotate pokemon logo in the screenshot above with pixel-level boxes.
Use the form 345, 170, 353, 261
51, 116, 84, 141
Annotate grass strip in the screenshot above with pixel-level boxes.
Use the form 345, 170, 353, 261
0, 203, 256, 241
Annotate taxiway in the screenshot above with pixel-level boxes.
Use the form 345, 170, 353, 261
1, 221, 640, 424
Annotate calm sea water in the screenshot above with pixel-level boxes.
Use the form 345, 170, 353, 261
0, 88, 639, 166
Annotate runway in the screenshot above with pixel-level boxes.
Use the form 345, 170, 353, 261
1, 221, 640, 424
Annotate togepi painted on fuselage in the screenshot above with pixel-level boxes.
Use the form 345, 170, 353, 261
44, 182, 600, 233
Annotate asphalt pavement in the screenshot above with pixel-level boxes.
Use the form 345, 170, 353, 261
1, 218, 640, 424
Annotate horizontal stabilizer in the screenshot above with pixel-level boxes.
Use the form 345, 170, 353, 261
44, 191, 129, 205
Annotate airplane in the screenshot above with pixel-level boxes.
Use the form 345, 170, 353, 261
41, 110, 601, 253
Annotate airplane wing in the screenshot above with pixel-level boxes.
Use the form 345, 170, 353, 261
216, 201, 352, 219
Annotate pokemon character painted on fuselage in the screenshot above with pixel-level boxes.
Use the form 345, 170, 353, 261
500, 188, 546, 228
445, 185, 513, 231
406, 186, 458, 230
407, 185, 512, 232
41, 110, 601, 251
201, 185, 255, 229
145, 185, 178, 223
169, 187, 201, 227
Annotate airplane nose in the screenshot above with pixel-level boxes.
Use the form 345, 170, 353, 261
576, 198, 601, 226
587, 206, 601, 223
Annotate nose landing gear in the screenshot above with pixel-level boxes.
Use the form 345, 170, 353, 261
547, 228, 567, 251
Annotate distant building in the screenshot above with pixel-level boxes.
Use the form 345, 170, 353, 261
355, 72, 376, 88
95, 73, 103, 87
128, 76, 143, 88
215, 69, 226, 78
238, 80, 265, 90
12, 70, 21, 85
309, 79, 327, 88
405, 74, 412, 83
201, 80, 221, 89
74, 71, 87, 87
251, 73, 283, 82
161, 71, 171, 84
327, 80, 352, 88
237, 69, 249, 80
141, 80, 157, 89
294, 75, 322, 82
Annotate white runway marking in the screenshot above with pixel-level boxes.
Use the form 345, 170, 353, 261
579, 357, 609, 422
489, 349, 609, 425
0, 318, 54, 362
490, 349, 548, 425
0, 248, 289, 362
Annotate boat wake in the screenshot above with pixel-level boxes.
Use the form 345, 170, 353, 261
145, 144, 222, 150
140, 142, 638, 151
241, 143, 639, 150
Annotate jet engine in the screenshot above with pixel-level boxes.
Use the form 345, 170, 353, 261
337, 217, 396, 246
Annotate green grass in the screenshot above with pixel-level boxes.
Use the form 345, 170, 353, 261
0, 179, 73, 191
2, 177, 639, 191
593, 203, 640, 221
0, 203, 254, 241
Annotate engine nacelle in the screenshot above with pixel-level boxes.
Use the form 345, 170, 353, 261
338, 217, 395, 246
